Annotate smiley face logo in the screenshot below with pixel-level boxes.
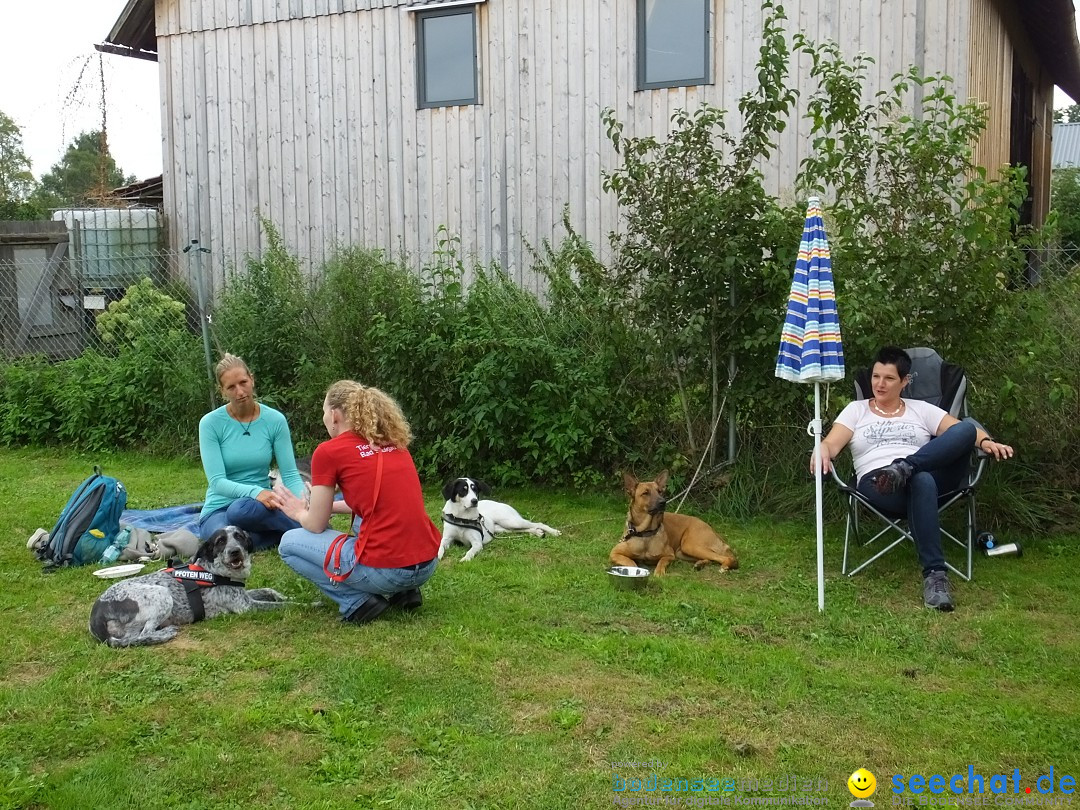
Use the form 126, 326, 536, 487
848, 768, 877, 798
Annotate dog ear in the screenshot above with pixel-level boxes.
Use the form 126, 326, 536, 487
442, 479, 458, 500
655, 469, 670, 491
623, 472, 638, 494
192, 537, 217, 565
474, 479, 492, 495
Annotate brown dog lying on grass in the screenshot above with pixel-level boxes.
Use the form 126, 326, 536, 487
609, 470, 738, 576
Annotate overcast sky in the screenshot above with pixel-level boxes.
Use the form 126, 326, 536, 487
0, 1, 163, 181
0, 2, 1077, 185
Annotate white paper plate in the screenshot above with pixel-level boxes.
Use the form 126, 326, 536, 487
93, 563, 146, 579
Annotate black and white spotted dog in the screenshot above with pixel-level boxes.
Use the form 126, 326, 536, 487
438, 477, 561, 562
89, 526, 290, 647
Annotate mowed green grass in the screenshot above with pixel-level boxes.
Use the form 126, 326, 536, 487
1, 447, 1077, 809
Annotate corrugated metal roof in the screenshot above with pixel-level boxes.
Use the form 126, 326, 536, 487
1053, 122, 1080, 168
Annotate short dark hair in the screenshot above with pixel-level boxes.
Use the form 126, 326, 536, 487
874, 346, 912, 378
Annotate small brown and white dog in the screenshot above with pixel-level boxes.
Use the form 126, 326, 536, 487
609, 470, 738, 576
438, 477, 561, 562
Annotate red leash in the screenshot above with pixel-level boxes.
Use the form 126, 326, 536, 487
323, 449, 383, 584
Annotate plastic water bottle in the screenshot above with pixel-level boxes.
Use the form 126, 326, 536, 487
100, 528, 131, 564
977, 531, 1022, 558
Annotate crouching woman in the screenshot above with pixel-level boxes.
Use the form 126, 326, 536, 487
276, 381, 439, 624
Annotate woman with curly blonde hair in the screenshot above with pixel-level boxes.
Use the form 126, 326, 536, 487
276, 381, 439, 624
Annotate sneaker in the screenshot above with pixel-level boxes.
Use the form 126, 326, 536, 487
923, 571, 955, 612
26, 528, 49, 553
874, 460, 913, 495
387, 588, 422, 611
343, 595, 390, 625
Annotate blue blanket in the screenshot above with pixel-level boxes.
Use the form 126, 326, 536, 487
121, 494, 345, 536
120, 503, 203, 535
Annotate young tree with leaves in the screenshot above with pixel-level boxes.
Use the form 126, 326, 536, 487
31, 130, 134, 211
0, 110, 43, 220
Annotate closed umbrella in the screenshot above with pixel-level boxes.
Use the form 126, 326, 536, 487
775, 197, 844, 612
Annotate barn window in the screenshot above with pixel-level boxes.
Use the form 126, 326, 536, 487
637, 0, 710, 89
416, 5, 479, 108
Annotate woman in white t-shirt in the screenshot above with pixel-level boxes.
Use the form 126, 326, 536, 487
815, 347, 1014, 612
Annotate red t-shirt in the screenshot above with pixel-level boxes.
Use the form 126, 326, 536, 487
310, 431, 439, 568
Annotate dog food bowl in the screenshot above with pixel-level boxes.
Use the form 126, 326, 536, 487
607, 565, 650, 590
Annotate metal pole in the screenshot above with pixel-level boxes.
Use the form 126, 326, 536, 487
811, 382, 825, 613
184, 239, 215, 410
727, 280, 737, 464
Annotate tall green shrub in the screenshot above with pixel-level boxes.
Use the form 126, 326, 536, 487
793, 42, 1027, 368
600, 0, 802, 461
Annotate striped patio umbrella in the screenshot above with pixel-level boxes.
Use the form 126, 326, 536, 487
775, 197, 845, 612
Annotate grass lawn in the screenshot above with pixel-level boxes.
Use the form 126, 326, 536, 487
1, 447, 1078, 809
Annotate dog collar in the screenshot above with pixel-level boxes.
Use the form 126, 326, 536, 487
624, 523, 661, 540
443, 513, 491, 538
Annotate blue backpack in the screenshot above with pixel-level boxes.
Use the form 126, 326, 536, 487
38, 468, 128, 568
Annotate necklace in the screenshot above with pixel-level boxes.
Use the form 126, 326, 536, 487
227, 404, 259, 436
870, 398, 904, 417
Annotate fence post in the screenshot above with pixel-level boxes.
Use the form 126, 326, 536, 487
184, 239, 215, 410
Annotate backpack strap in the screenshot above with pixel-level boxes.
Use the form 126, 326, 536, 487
323, 449, 384, 585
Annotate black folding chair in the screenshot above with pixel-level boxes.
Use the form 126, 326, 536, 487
830, 347, 989, 581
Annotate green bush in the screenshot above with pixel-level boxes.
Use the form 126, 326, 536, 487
0, 282, 207, 456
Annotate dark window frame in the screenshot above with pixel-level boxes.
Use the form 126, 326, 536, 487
416, 5, 480, 109
636, 0, 711, 90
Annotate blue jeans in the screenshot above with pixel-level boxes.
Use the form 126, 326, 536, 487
279, 527, 438, 619
199, 497, 301, 551
857, 420, 977, 576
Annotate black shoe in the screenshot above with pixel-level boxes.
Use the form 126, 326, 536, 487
388, 588, 422, 611
873, 460, 913, 495
344, 595, 390, 625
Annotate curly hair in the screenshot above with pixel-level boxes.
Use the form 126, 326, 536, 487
325, 380, 413, 449
214, 353, 251, 385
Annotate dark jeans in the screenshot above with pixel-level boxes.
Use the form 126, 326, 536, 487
857, 420, 976, 576
199, 496, 301, 551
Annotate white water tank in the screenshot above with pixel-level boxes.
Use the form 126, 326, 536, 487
52, 208, 162, 287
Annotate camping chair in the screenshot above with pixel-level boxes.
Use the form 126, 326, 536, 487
830, 347, 990, 581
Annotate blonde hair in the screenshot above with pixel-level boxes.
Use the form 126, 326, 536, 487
214, 353, 251, 385
325, 380, 413, 449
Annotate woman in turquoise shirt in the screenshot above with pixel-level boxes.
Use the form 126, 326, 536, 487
198, 354, 305, 550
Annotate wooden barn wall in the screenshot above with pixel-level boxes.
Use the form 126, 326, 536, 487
968, 0, 1012, 180
969, 0, 1054, 227
156, 0, 980, 291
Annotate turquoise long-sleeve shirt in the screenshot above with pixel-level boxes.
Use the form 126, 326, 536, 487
198, 404, 305, 519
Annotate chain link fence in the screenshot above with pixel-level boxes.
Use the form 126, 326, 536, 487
0, 214, 219, 407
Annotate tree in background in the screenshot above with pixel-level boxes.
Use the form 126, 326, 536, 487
31, 130, 134, 211
1050, 167, 1080, 251
0, 110, 44, 220
1053, 104, 1080, 124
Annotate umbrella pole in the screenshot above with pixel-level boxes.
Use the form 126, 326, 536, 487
813, 382, 825, 612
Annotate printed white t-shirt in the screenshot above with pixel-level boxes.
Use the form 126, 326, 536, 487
833, 398, 948, 482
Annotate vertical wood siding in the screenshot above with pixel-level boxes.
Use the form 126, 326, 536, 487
968, 0, 1012, 180
157, 0, 1016, 291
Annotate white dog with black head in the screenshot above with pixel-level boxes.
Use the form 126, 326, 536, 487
438, 477, 561, 562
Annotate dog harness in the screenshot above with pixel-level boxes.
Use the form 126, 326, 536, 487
165, 563, 246, 622
442, 513, 492, 542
